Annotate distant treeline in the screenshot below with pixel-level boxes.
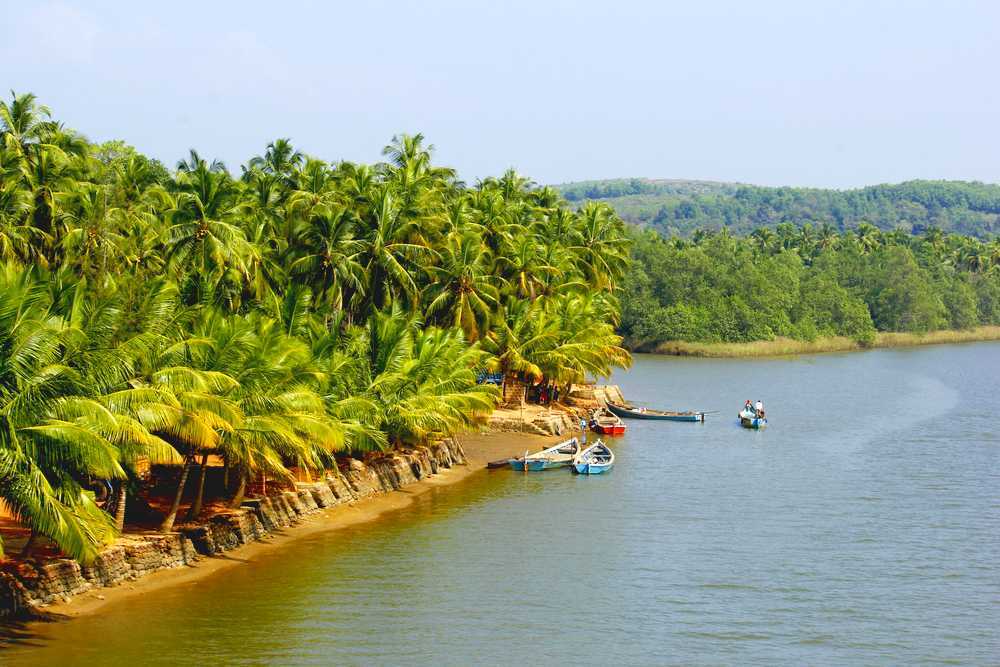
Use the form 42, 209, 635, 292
558, 179, 1000, 239
558, 178, 735, 202
621, 224, 1000, 349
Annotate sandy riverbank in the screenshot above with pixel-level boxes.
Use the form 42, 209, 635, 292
31, 430, 567, 621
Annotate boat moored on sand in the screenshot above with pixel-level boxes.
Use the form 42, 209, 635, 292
573, 440, 615, 474
508, 437, 581, 471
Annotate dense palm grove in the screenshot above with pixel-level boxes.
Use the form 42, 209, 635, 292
623, 223, 1000, 348
0, 93, 630, 562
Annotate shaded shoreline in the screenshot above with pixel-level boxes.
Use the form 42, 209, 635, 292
3, 431, 566, 624
641, 326, 1000, 358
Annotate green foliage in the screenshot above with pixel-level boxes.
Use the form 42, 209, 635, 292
559, 178, 1000, 239
0, 92, 631, 560
623, 226, 1000, 348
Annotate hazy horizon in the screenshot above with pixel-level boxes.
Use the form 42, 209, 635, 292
4, 0, 999, 188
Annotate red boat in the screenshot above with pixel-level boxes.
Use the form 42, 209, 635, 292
591, 410, 627, 436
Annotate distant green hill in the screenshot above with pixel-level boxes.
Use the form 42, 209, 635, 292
554, 178, 1000, 239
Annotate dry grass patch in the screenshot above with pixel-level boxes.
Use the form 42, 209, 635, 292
649, 326, 1000, 358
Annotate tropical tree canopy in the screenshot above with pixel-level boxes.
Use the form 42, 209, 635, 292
622, 225, 1000, 348
0, 92, 631, 561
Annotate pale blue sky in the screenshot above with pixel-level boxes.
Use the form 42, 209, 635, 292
4, 0, 998, 187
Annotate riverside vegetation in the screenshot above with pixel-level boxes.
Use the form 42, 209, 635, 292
564, 179, 1000, 353
620, 219, 1000, 352
0, 92, 630, 565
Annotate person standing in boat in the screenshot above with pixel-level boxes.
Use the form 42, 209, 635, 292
755, 400, 765, 418
745, 399, 754, 416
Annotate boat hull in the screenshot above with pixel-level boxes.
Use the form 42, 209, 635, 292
508, 458, 545, 471
593, 423, 626, 436
507, 436, 581, 471
508, 458, 572, 471
659, 414, 702, 422
606, 403, 704, 422
573, 462, 613, 474
573, 440, 615, 474
739, 415, 767, 429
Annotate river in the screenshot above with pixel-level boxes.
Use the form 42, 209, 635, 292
3, 343, 999, 665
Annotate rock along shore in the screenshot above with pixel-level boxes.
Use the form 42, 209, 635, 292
0, 384, 626, 620
0, 439, 466, 619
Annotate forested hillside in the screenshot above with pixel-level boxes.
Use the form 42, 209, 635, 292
557, 179, 1000, 239
622, 224, 1000, 350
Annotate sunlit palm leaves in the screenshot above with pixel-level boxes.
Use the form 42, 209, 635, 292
0, 92, 636, 563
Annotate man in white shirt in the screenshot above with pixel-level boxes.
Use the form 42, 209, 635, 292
755, 400, 764, 417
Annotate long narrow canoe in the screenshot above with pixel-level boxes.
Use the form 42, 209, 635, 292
573, 440, 615, 475
607, 402, 706, 422
508, 437, 581, 471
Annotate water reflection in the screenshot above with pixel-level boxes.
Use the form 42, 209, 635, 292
3, 343, 999, 666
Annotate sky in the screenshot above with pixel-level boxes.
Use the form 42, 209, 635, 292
3, 0, 999, 188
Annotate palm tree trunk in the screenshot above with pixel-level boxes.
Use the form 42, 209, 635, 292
114, 484, 127, 531
160, 453, 193, 533
222, 461, 230, 493
20, 530, 36, 557
186, 453, 210, 521
229, 470, 247, 508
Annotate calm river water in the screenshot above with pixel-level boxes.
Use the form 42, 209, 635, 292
3, 343, 999, 665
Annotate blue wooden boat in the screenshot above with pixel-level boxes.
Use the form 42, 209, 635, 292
607, 402, 705, 422
573, 440, 615, 475
738, 408, 767, 429
508, 437, 581, 471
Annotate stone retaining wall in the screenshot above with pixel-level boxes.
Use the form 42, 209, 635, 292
0, 438, 466, 618
565, 384, 625, 409
487, 406, 580, 436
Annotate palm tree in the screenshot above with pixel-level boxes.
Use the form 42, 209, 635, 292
248, 138, 303, 185
288, 206, 365, 312
0, 267, 180, 560
496, 232, 554, 300
855, 222, 883, 254
21, 143, 68, 261
480, 298, 553, 405
470, 189, 517, 257
165, 159, 252, 297
424, 231, 500, 340
569, 202, 630, 291
143, 364, 240, 532
482, 293, 631, 406
817, 223, 839, 251
988, 240, 1000, 273
0, 178, 35, 261
286, 158, 342, 224
59, 183, 126, 281
382, 133, 434, 174
0, 91, 55, 160
356, 186, 434, 312
750, 227, 775, 255
958, 242, 990, 273
360, 307, 497, 445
